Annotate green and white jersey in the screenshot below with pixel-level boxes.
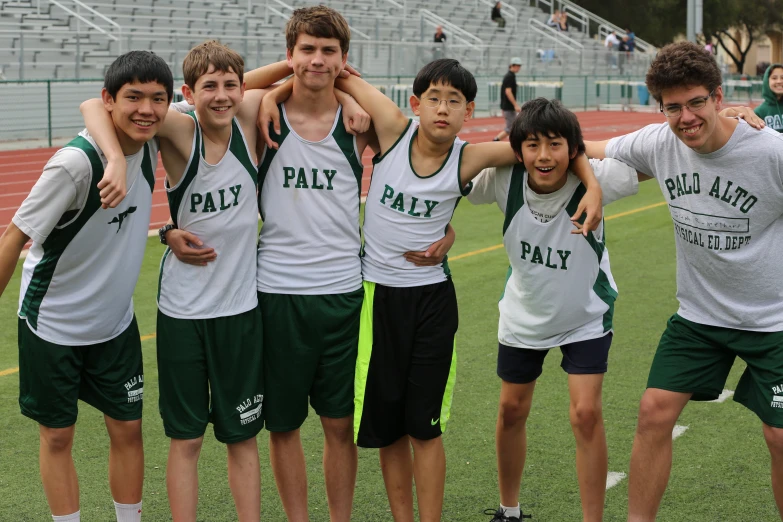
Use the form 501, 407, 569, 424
492, 164, 618, 349
607, 120, 783, 331
362, 119, 471, 287
158, 113, 259, 319
257, 104, 363, 294
15, 131, 156, 345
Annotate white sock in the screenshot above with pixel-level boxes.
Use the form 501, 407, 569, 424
52, 511, 80, 522
114, 500, 143, 522
500, 503, 521, 518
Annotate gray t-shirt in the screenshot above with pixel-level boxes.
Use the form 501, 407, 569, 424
606, 120, 783, 331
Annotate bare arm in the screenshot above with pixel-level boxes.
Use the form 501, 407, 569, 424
79, 98, 127, 209
335, 75, 409, 154
258, 78, 294, 150
584, 139, 610, 159
80, 98, 194, 187
505, 87, 520, 111
244, 61, 293, 90
403, 223, 456, 266
568, 153, 603, 235
459, 141, 518, 185
0, 223, 29, 298
335, 89, 371, 136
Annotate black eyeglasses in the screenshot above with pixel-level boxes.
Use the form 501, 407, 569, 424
660, 90, 715, 118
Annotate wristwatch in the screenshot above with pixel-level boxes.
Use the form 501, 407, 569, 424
158, 224, 177, 245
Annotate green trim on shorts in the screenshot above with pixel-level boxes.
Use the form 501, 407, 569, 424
439, 338, 457, 433
354, 281, 376, 443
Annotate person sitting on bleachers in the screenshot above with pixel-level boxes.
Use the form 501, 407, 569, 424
492, 2, 506, 29
546, 9, 561, 30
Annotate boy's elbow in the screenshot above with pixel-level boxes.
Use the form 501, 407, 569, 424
79, 98, 103, 114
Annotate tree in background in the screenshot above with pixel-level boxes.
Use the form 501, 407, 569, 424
702, 0, 783, 74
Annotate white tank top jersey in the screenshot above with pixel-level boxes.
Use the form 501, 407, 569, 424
18, 133, 157, 345
362, 119, 472, 287
499, 165, 618, 349
256, 104, 364, 295
157, 113, 259, 319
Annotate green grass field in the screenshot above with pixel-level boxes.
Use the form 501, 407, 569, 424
0, 180, 778, 521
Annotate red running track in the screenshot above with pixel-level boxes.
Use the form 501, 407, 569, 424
0, 112, 665, 242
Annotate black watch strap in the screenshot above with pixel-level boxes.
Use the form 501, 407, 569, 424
159, 224, 176, 245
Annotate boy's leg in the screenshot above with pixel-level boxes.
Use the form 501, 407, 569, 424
309, 289, 363, 522
762, 424, 783, 520
156, 311, 211, 520
730, 329, 783, 520
260, 291, 332, 522
561, 333, 612, 522
567, 374, 606, 522
104, 417, 144, 504
39, 425, 79, 516
18, 318, 83, 516
206, 307, 264, 522
269, 430, 309, 522
321, 415, 357, 522
627, 388, 690, 522
496, 380, 536, 509
403, 280, 459, 522
379, 437, 414, 522
628, 315, 733, 522
410, 436, 446, 522
226, 437, 261, 522
495, 344, 546, 512
167, 437, 204, 522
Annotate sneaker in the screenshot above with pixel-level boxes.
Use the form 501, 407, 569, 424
483, 507, 532, 521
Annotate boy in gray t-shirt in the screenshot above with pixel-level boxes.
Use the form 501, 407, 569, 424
588, 41, 783, 521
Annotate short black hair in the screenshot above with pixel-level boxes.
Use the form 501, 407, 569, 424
104, 51, 174, 103
510, 98, 585, 157
413, 59, 477, 102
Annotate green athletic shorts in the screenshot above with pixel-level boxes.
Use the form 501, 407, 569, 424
258, 289, 363, 432
156, 307, 264, 443
648, 314, 783, 427
18, 316, 144, 428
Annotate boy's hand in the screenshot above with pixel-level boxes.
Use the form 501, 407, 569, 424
258, 94, 282, 151
166, 229, 217, 266
570, 186, 603, 235
341, 96, 371, 135
339, 63, 362, 78
719, 106, 765, 129
403, 226, 455, 266
97, 158, 127, 209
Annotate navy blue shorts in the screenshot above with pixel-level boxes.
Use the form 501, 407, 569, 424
497, 333, 613, 384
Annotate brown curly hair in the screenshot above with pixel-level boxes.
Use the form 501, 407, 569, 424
646, 41, 722, 103
285, 5, 350, 55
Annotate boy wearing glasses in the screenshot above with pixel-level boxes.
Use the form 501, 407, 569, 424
587, 41, 783, 520
335, 59, 603, 521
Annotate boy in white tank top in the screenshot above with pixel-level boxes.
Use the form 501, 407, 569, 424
0, 51, 173, 522
80, 42, 302, 521
335, 61, 604, 521
469, 98, 646, 522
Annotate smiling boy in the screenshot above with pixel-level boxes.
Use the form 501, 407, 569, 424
80, 41, 295, 521
0, 51, 173, 522
586, 41, 783, 521
469, 98, 645, 522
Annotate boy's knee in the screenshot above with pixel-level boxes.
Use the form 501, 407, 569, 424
569, 403, 602, 438
498, 398, 530, 428
322, 416, 354, 444
636, 392, 681, 436
171, 437, 204, 459
40, 425, 76, 453
107, 419, 143, 447
763, 424, 783, 456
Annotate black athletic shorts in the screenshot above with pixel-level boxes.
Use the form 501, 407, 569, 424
497, 332, 613, 384
355, 280, 459, 448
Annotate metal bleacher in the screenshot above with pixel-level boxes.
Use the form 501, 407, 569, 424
0, 0, 654, 81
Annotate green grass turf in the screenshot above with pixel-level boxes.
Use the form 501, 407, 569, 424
0, 180, 778, 521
